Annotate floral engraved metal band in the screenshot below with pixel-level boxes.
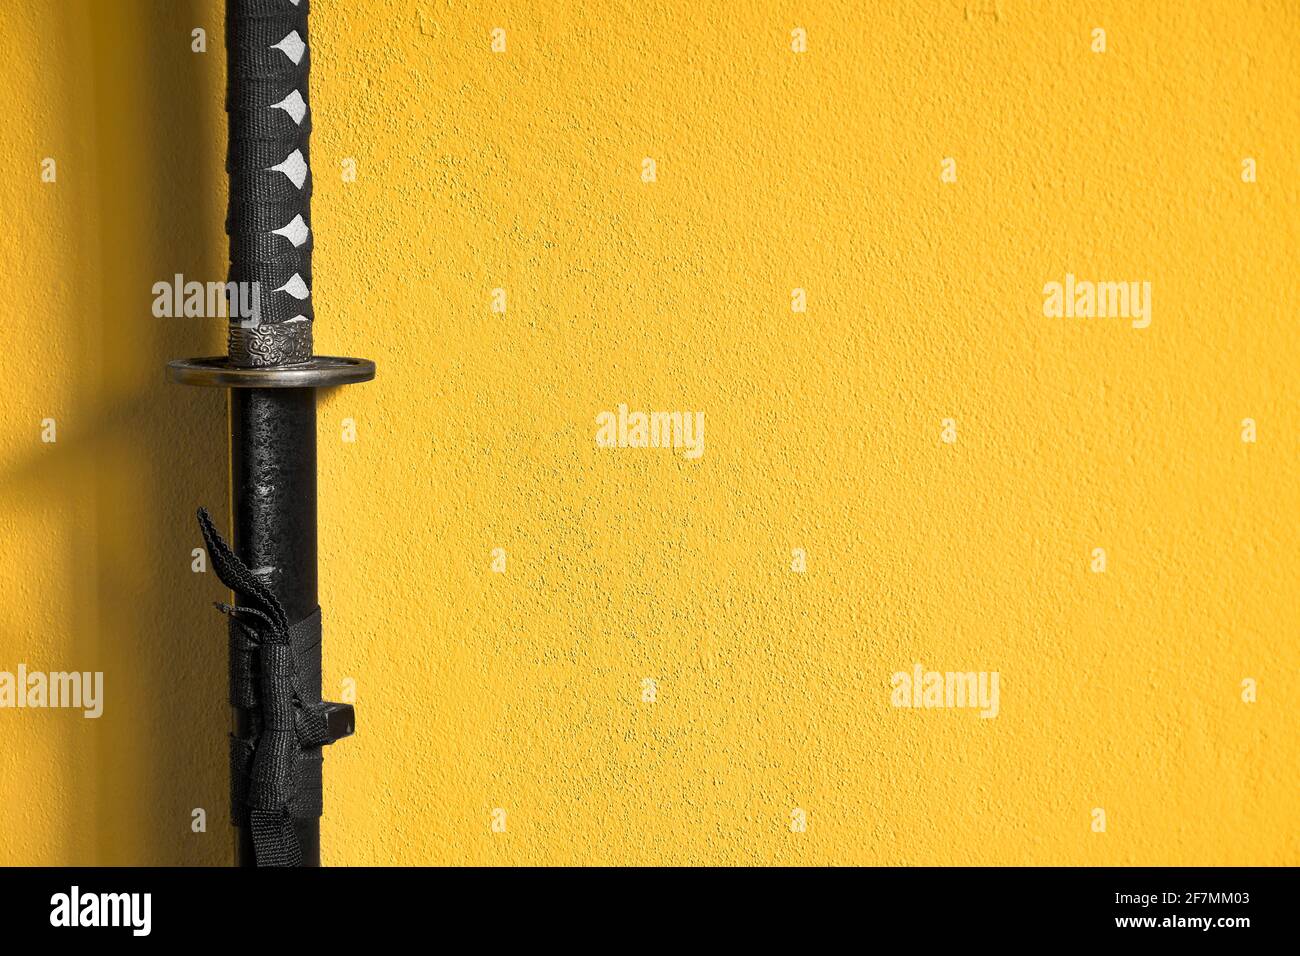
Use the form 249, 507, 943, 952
228, 319, 314, 367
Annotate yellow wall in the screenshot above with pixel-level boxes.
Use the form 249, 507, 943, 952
0, 0, 1295, 865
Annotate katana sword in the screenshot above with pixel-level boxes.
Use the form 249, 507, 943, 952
168, 0, 373, 867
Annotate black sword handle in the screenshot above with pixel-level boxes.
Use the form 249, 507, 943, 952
226, 0, 315, 367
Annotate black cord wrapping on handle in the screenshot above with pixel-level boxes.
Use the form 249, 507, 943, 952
198, 508, 354, 867
226, 0, 315, 365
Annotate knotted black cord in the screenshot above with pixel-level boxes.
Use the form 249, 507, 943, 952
198, 508, 349, 867
226, 0, 315, 364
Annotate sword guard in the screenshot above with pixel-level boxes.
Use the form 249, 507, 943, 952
166, 354, 375, 389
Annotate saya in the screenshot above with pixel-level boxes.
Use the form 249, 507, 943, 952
169, 0, 374, 866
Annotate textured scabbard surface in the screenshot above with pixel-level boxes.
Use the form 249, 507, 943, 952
230, 387, 321, 865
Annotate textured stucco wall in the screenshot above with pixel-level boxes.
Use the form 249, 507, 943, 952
0, 0, 1295, 865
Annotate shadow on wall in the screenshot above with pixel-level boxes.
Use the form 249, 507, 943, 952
0, 1, 229, 863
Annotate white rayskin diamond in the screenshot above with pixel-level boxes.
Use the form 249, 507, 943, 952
272, 31, 306, 65
269, 150, 308, 189
271, 89, 307, 125
272, 215, 310, 248
276, 274, 311, 300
